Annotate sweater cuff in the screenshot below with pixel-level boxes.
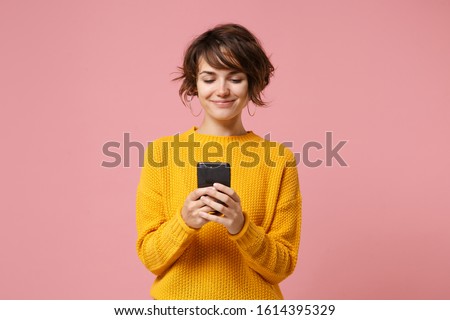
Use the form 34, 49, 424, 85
228, 211, 263, 248
174, 205, 199, 237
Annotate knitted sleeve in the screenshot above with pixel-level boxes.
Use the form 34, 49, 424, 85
229, 147, 302, 284
136, 140, 198, 275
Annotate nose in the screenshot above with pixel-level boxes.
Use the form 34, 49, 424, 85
216, 80, 230, 97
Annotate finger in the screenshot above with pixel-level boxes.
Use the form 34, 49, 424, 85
203, 188, 230, 205
200, 195, 228, 215
213, 183, 240, 203
187, 196, 210, 212
199, 203, 215, 213
198, 211, 227, 224
185, 194, 215, 214
189, 187, 215, 201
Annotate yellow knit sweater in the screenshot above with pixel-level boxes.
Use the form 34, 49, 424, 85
136, 126, 302, 299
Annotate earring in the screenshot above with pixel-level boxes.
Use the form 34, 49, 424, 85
186, 95, 203, 117
247, 103, 256, 117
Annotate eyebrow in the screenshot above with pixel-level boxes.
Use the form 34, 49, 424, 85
199, 70, 243, 76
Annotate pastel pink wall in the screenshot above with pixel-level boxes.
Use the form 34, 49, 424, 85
1, 0, 449, 299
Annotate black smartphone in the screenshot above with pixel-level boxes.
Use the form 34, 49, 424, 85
197, 162, 231, 215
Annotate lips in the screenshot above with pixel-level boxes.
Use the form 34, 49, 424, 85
211, 100, 235, 103
211, 99, 235, 106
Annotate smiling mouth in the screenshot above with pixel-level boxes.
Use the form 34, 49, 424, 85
211, 100, 235, 108
211, 100, 234, 108
211, 100, 236, 103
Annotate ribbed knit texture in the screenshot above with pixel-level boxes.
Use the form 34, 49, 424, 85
136, 126, 302, 299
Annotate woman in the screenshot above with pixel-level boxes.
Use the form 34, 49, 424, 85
136, 23, 302, 299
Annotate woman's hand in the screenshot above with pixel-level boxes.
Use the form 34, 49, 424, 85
181, 187, 216, 229
198, 183, 245, 235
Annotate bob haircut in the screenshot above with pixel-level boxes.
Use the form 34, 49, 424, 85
173, 23, 275, 108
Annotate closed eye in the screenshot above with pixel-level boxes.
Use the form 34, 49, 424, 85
202, 79, 243, 84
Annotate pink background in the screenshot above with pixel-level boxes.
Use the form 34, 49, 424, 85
1, 0, 449, 299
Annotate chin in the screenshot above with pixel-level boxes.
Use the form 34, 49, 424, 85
207, 111, 240, 121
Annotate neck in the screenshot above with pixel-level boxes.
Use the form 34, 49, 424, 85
196, 118, 247, 136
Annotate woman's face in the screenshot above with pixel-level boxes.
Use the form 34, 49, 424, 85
196, 57, 249, 122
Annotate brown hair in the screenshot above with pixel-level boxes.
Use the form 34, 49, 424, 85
172, 23, 275, 108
